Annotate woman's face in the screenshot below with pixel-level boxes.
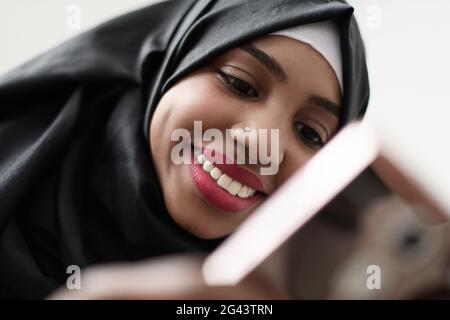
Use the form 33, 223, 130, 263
150, 35, 341, 239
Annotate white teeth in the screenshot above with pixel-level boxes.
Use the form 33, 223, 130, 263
227, 181, 242, 196
210, 167, 222, 180
217, 174, 232, 189
237, 185, 248, 198
202, 160, 214, 173
197, 154, 205, 165
197, 154, 257, 199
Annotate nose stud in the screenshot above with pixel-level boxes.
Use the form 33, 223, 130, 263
243, 126, 252, 133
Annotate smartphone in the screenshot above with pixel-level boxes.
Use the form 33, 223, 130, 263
203, 121, 450, 299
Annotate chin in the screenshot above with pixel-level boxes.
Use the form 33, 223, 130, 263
168, 208, 233, 240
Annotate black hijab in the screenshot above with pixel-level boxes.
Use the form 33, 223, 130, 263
0, 0, 369, 299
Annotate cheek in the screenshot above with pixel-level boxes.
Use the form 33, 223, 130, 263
152, 76, 234, 137
149, 74, 236, 183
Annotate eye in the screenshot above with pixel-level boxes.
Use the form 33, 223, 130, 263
217, 70, 259, 98
294, 122, 325, 149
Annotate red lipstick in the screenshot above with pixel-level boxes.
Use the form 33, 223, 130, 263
188, 148, 265, 213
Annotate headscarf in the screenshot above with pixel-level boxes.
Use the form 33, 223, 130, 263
0, 0, 369, 299
270, 20, 344, 94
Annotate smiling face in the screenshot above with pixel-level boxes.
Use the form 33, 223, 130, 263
149, 35, 341, 239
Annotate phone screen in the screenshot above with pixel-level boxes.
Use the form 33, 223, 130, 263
254, 167, 449, 299
203, 123, 449, 299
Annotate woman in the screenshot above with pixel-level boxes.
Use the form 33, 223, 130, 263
0, 0, 369, 299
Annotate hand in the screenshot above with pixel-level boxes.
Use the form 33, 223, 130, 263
48, 254, 286, 299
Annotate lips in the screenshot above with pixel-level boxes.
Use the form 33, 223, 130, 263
188, 146, 266, 213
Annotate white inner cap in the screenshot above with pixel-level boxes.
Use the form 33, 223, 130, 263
270, 20, 343, 95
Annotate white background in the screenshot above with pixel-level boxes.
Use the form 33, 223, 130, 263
1, 0, 449, 213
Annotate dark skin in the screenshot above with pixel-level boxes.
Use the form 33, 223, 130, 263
51, 35, 342, 299
150, 35, 341, 239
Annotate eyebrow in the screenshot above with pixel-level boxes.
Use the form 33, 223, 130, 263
239, 44, 340, 117
308, 95, 341, 117
239, 44, 287, 82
